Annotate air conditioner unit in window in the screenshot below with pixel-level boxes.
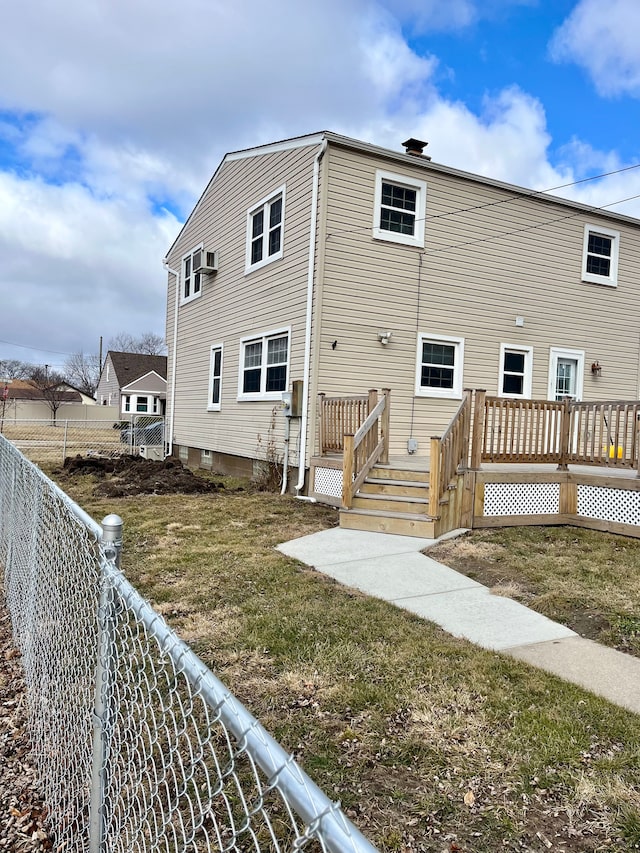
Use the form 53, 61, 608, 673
193, 249, 219, 274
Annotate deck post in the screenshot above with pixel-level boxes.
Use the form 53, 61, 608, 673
368, 389, 378, 459
461, 389, 472, 469
558, 399, 570, 471
317, 393, 326, 455
429, 436, 442, 518
380, 388, 390, 465
470, 389, 486, 470
342, 433, 355, 509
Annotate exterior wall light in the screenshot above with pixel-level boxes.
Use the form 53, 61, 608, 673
591, 361, 602, 376
377, 331, 393, 346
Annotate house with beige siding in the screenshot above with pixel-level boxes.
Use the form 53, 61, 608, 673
164, 131, 640, 516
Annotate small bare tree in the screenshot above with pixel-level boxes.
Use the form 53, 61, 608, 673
0, 384, 16, 433
28, 367, 68, 423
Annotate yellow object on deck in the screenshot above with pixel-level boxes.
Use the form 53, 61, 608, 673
605, 445, 624, 459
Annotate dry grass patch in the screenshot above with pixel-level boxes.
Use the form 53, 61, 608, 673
430, 526, 640, 657
51, 469, 640, 852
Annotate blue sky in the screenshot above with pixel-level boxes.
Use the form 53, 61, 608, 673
1, 0, 639, 371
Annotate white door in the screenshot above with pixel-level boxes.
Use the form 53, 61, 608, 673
555, 357, 578, 400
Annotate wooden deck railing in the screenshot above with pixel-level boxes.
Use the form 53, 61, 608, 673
429, 390, 472, 517
473, 392, 640, 471
317, 393, 370, 454
342, 389, 390, 508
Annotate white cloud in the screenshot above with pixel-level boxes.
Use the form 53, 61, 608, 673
550, 0, 640, 97
0, 0, 638, 365
0, 171, 178, 361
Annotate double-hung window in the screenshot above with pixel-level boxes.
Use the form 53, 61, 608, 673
246, 187, 285, 272
415, 334, 464, 398
373, 170, 426, 248
182, 244, 204, 303
208, 345, 223, 411
238, 329, 290, 400
581, 224, 619, 287
499, 344, 533, 398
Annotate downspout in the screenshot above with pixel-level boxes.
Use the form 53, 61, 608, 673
163, 259, 180, 457
295, 138, 327, 495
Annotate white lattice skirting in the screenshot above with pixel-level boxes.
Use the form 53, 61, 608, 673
314, 467, 343, 498
484, 482, 561, 517
577, 485, 640, 526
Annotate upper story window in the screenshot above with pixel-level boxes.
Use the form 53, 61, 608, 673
238, 328, 290, 401
182, 244, 204, 303
373, 170, 426, 248
499, 344, 533, 398
415, 334, 464, 399
581, 224, 619, 287
246, 187, 285, 273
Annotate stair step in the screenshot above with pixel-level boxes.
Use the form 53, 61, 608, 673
360, 478, 429, 499
351, 493, 429, 514
369, 466, 429, 484
340, 507, 436, 537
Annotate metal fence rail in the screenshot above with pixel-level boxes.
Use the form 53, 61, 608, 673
0, 434, 377, 853
0, 416, 165, 465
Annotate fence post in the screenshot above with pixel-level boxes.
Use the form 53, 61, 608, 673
381, 389, 390, 465
429, 436, 442, 518
62, 420, 69, 464
89, 514, 123, 853
558, 399, 571, 471
470, 389, 486, 470
342, 434, 354, 509
461, 389, 472, 469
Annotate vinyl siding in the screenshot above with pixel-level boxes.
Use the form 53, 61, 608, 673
315, 145, 640, 461
165, 143, 321, 464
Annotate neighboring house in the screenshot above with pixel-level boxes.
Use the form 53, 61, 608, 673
163, 130, 640, 489
95, 352, 167, 417
0, 379, 95, 419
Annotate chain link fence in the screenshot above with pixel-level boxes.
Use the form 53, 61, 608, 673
0, 416, 165, 465
0, 434, 377, 853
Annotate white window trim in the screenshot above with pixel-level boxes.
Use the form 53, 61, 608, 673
237, 326, 291, 402
207, 344, 223, 412
415, 333, 464, 399
498, 344, 533, 398
548, 347, 585, 402
373, 169, 427, 248
581, 224, 619, 287
245, 185, 286, 274
181, 242, 204, 305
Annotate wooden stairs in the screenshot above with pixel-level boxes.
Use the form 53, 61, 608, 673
339, 465, 437, 537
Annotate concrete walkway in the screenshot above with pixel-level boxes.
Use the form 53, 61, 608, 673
277, 528, 640, 716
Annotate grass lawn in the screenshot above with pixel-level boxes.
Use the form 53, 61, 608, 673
55, 468, 640, 853
429, 526, 640, 658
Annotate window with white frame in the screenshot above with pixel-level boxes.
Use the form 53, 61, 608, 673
123, 395, 130, 412
415, 334, 464, 398
136, 395, 149, 413
548, 347, 584, 401
246, 187, 285, 272
208, 345, 223, 411
499, 344, 533, 398
581, 224, 619, 287
182, 244, 205, 303
373, 170, 426, 248
238, 329, 290, 400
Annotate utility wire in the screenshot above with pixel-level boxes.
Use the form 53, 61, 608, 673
326, 160, 640, 239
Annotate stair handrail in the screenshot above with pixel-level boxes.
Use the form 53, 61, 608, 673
429, 390, 472, 518
342, 389, 390, 509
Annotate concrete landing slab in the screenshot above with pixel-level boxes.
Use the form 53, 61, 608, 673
277, 527, 434, 566
314, 552, 482, 601
508, 636, 640, 715
400, 587, 576, 651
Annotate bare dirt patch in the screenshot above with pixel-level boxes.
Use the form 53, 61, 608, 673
57, 454, 238, 498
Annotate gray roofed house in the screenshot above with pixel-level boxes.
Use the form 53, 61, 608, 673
95, 352, 167, 417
